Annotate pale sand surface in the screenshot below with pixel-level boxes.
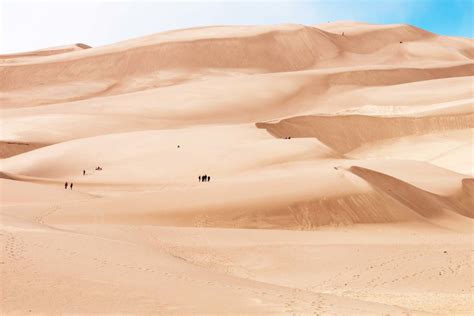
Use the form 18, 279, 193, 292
1, 22, 473, 314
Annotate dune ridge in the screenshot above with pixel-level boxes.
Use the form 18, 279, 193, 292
1, 23, 472, 107
257, 112, 473, 153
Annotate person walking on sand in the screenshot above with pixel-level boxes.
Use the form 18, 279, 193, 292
199, 175, 201, 182
208, 176, 211, 182
70, 182, 73, 190
65, 182, 68, 189
83, 170, 86, 176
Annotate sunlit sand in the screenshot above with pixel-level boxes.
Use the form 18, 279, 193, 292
1, 22, 473, 314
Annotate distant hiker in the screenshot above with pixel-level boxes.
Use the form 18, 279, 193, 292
177, 145, 180, 148
199, 175, 202, 182
70, 182, 73, 190
208, 176, 211, 182
65, 182, 68, 189
83, 170, 86, 176
203, 175, 208, 182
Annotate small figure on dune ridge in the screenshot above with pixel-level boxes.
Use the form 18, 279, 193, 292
65, 182, 68, 189
70, 182, 73, 190
83, 170, 86, 176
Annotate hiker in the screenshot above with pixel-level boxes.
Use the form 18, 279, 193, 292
65, 182, 68, 189
70, 182, 73, 190
177, 145, 180, 148
203, 175, 208, 182
83, 170, 86, 176
198, 175, 201, 182
208, 176, 211, 182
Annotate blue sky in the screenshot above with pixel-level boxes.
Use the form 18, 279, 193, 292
1, 0, 472, 53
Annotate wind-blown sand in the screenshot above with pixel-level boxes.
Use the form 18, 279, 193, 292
1, 21, 473, 314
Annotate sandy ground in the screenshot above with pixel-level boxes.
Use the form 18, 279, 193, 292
1, 21, 473, 314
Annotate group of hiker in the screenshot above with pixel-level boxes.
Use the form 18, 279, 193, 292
83, 166, 103, 175
199, 175, 211, 182
66, 167, 104, 190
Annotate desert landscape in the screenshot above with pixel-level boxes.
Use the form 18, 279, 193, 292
0, 21, 473, 314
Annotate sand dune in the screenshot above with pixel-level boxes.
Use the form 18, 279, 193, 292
0, 43, 90, 61
1, 23, 472, 107
257, 112, 472, 153
0, 141, 47, 158
1, 21, 473, 314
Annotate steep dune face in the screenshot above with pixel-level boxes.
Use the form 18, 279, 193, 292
0, 25, 338, 92
350, 166, 473, 219
1, 22, 473, 314
257, 113, 473, 153
0, 141, 47, 158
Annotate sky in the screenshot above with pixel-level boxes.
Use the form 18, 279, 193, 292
1, 0, 472, 53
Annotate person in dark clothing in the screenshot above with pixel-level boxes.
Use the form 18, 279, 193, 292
65, 182, 68, 189
70, 182, 73, 190
208, 176, 211, 182
83, 170, 86, 175
203, 175, 207, 182
198, 175, 201, 182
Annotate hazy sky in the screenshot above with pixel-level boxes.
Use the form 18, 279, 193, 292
1, 0, 472, 53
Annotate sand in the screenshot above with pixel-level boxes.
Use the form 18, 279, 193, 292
1, 21, 473, 314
